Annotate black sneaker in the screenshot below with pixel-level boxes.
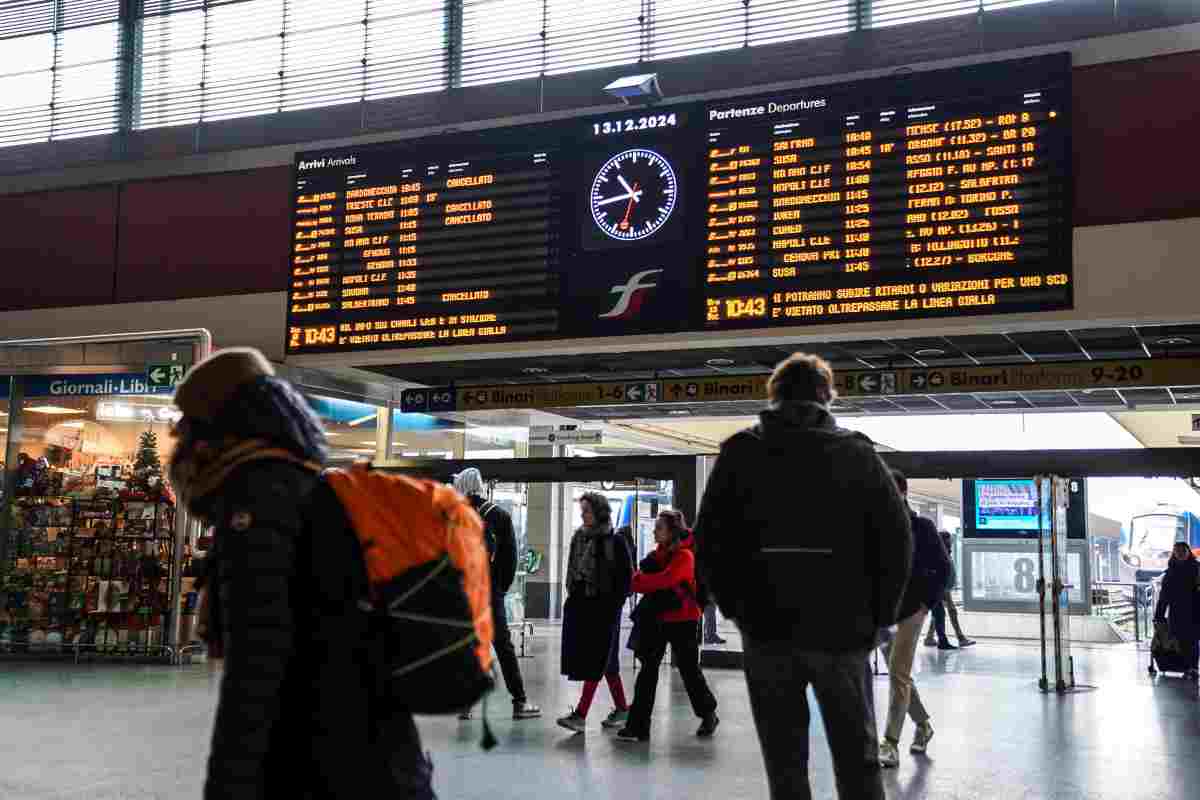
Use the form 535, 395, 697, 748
704, 636, 728, 645
937, 641, 959, 650
616, 727, 650, 743
697, 714, 720, 737
958, 638, 977, 647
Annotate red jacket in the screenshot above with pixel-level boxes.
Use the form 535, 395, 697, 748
632, 536, 702, 623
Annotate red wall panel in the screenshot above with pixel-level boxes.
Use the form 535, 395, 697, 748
115, 166, 292, 302
0, 186, 118, 311
1072, 51, 1200, 226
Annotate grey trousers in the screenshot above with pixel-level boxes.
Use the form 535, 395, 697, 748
744, 637, 883, 800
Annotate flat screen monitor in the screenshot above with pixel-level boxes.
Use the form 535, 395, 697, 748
975, 479, 1040, 532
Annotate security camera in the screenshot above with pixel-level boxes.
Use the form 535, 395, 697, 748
603, 73, 663, 105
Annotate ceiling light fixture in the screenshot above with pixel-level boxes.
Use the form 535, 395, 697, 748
522, 366, 550, 375
26, 405, 87, 415
1157, 336, 1192, 346
914, 348, 946, 357
705, 358, 734, 367
667, 409, 691, 416
347, 413, 376, 426
60, 421, 86, 429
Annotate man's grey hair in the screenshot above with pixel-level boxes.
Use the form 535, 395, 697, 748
453, 467, 485, 497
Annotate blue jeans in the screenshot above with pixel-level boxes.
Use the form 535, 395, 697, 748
744, 638, 883, 800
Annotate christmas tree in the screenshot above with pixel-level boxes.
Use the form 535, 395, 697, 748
132, 430, 163, 493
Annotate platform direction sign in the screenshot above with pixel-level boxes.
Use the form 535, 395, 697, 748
837, 358, 1200, 399
393, 358, 1200, 412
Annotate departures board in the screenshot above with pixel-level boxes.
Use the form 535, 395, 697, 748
287, 54, 1070, 355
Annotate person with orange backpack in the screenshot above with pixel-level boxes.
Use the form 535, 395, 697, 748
171, 348, 486, 800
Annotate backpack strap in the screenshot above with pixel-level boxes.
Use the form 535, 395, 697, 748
478, 500, 497, 521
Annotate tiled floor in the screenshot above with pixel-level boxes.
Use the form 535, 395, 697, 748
0, 633, 1197, 799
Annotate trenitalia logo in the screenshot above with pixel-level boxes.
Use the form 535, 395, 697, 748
599, 269, 663, 320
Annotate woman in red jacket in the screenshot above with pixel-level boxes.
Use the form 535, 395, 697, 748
617, 510, 719, 743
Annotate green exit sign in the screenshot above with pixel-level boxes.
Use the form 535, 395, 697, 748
146, 363, 188, 390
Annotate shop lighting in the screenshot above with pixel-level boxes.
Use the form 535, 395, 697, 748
360, 440, 379, 446
347, 414, 377, 426
26, 405, 87, 415
705, 358, 734, 367
914, 348, 946, 357
1157, 337, 1192, 346
59, 421, 86, 429
522, 366, 550, 375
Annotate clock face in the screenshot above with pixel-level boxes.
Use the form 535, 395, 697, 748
589, 148, 678, 242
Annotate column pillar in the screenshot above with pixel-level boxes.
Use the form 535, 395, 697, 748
522, 443, 560, 619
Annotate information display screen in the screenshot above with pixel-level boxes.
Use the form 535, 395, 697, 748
974, 479, 1041, 531
287, 55, 1070, 355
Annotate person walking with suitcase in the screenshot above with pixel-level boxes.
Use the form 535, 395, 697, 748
616, 510, 719, 743
1154, 542, 1199, 678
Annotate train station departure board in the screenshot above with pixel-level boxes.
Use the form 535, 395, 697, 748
287, 55, 1070, 355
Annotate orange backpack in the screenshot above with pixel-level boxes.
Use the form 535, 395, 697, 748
324, 464, 495, 715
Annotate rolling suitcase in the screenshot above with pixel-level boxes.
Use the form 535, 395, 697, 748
1149, 622, 1191, 676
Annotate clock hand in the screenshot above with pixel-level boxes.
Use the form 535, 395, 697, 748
617, 174, 635, 196
595, 190, 643, 206
620, 182, 640, 228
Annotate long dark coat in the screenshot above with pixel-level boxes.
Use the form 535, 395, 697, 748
560, 528, 632, 681
1155, 557, 1199, 642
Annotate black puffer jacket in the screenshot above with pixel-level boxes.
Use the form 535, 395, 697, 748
204, 460, 434, 800
693, 403, 913, 651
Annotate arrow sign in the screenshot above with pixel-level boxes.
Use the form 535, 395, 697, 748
858, 374, 880, 394
626, 384, 644, 402
911, 373, 928, 390
146, 363, 188, 390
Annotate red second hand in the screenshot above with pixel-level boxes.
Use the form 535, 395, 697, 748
621, 182, 639, 229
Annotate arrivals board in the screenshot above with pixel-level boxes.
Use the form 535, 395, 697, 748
286, 55, 1070, 355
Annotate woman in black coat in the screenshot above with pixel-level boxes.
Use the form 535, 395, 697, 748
556, 492, 634, 734
1154, 542, 1200, 678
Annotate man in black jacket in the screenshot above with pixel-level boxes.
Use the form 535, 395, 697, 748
453, 468, 541, 720
878, 470, 953, 769
694, 353, 912, 800
170, 348, 434, 800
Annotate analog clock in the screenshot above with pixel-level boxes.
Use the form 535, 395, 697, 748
589, 148, 678, 242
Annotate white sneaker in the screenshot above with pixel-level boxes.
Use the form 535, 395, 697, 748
910, 721, 934, 754
879, 739, 900, 768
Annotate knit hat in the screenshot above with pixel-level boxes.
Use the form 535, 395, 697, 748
174, 347, 275, 423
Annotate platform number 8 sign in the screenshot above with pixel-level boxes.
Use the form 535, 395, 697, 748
1013, 558, 1037, 593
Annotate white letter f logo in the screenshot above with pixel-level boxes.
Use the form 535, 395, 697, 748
599, 268, 663, 320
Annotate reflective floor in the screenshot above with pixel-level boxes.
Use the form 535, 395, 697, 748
0, 634, 1197, 799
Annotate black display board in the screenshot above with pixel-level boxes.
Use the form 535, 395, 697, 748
962, 477, 1087, 540
287, 54, 1071, 355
